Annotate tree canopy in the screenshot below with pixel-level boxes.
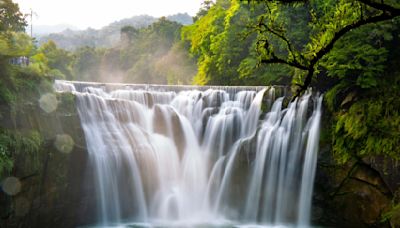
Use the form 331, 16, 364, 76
0, 0, 26, 32
246, 0, 400, 96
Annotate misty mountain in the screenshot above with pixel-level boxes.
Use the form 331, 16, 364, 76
37, 13, 193, 50
33, 24, 78, 36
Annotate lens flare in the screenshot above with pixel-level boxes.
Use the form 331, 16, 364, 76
39, 93, 58, 113
54, 134, 74, 154
2, 176, 22, 196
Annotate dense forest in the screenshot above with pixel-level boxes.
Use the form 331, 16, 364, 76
1, 0, 400, 226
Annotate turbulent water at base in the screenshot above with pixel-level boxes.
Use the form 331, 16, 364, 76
55, 80, 323, 228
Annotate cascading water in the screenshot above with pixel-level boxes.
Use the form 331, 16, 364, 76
55, 80, 322, 227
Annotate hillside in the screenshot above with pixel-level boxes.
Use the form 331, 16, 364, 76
37, 13, 193, 50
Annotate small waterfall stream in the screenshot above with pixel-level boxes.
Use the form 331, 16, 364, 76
55, 80, 322, 227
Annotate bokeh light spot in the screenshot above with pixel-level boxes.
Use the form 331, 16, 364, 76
54, 134, 74, 154
2, 176, 21, 196
39, 93, 58, 113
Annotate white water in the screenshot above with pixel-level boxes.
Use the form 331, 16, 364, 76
55, 80, 322, 228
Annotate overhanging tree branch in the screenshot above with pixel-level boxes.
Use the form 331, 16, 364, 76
260, 56, 309, 70
257, 17, 306, 66
251, 0, 400, 99
300, 12, 398, 95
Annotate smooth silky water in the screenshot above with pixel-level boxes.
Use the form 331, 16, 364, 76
55, 80, 323, 228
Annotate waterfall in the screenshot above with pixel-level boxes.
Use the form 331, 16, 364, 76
55, 80, 322, 227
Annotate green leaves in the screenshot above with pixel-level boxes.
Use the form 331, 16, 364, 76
183, 0, 237, 85
331, 76, 400, 163
0, 129, 43, 178
0, 142, 13, 177
0, 0, 27, 32
121, 18, 194, 84
183, 0, 293, 85
320, 20, 392, 90
39, 41, 75, 80
0, 32, 33, 58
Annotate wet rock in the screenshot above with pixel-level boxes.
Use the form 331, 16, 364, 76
153, 104, 185, 157
153, 104, 169, 136
363, 156, 400, 194
314, 150, 392, 227
331, 164, 391, 227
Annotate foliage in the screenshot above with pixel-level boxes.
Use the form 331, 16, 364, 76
0, 129, 42, 178
0, 31, 33, 59
183, 0, 293, 86
0, 0, 27, 32
194, 0, 214, 22
333, 99, 392, 161
321, 17, 400, 163
327, 72, 400, 163
38, 40, 75, 80
120, 25, 139, 44
319, 17, 398, 89
182, 0, 227, 85
0, 141, 13, 177
154, 42, 197, 84
246, 0, 400, 96
381, 203, 400, 225
72, 46, 104, 81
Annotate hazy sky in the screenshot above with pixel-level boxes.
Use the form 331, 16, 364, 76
14, 0, 203, 29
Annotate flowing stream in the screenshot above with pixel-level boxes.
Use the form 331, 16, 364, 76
55, 80, 322, 228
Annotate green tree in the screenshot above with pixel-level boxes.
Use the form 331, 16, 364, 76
0, 31, 33, 60
182, 0, 231, 85
194, 0, 215, 21
120, 25, 139, 45
0, 0, 27, 32
73, 46, 103, 81
247, 0, 400, 96
183, 0, 291, 86
39, 40, 75, 80
0, 0, 31, 62
121, 17, 194, 84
